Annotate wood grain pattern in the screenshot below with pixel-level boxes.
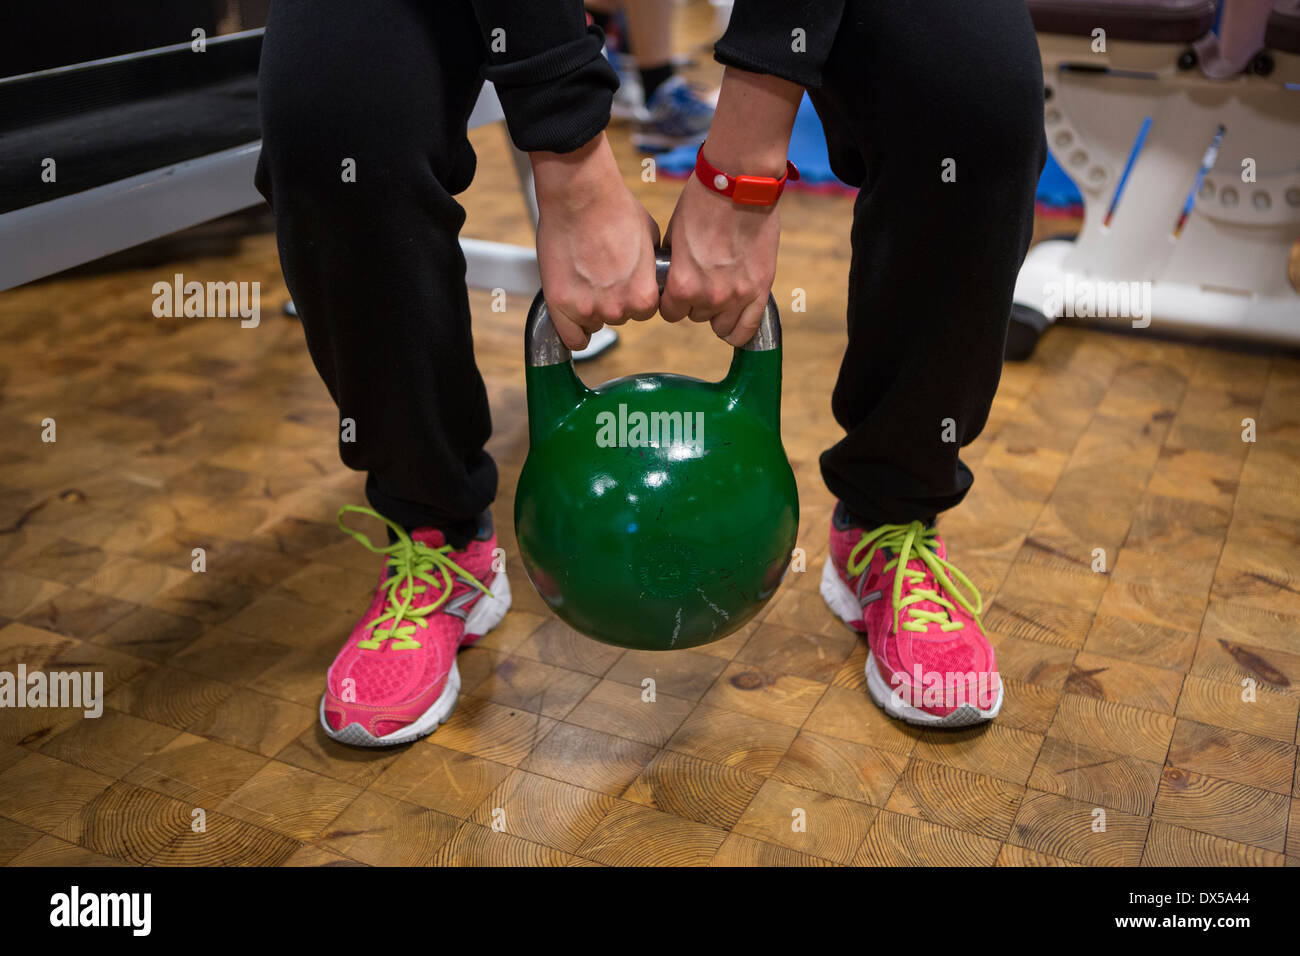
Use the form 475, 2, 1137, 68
857, 810, 1001, 867
1142, 820, 1285, 867
1063, 650, 1184, 713
1046, 693, 1176, 764
1153, 767, 1290, 851
318, 791, 460, 866
1008, 791, 1149, 866
995, 844, 1081, 866
1027, 736, 1163, 816
710, 832, 838, 866
150, 810, 301, 867
1166, 719, 1297, 794
732, 778, 878, 864
769, 731, 908, 806
575, 801, 727, 866
623, 749, 763, 829
469, 769, 615, 853
884, 758, 1025, 841
665, 705, 799, 777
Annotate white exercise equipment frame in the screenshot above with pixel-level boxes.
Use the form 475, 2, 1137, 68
1012, 25, 1300, 345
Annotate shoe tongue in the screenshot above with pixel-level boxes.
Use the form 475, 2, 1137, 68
410, 527, 448, 549
884, 544, 930, 575
380, 528, 448, 585
886, 544, 950, 622
883, 531, 946, 565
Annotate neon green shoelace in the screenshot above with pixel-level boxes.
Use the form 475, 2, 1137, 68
337, 505, 492, 650
846, 520, 983, 635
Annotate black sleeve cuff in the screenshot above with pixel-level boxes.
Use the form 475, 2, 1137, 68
483, 25, 619, 153
713, 0, 846, 89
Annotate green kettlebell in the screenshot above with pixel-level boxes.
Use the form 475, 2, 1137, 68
514, 255, 799, 651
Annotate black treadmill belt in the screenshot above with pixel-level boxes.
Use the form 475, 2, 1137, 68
0, 74, 261, 214
0, 31, 264, 215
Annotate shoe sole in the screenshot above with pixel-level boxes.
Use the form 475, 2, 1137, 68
320, 570, 513, 748
819, 558, 1002, 728
611, 101, 649, 123
631, 129, 709, 152
572, 326, 619, 362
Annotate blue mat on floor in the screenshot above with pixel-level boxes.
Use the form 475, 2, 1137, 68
654, 93, 843, 188
1037, 154, 1083, 209
655, 91, 1085, 209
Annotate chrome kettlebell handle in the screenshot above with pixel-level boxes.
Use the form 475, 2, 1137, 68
525, 254, 782, 367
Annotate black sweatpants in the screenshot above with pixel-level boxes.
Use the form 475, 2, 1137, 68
255, 0, 1046, 540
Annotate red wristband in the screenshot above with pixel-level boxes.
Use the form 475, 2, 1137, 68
694, 146, 799, 207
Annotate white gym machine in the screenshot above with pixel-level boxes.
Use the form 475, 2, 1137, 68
1009, 0, 1300, 356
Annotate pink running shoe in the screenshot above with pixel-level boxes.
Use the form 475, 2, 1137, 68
821, 507, 1002, 727
320, 505, 511, 747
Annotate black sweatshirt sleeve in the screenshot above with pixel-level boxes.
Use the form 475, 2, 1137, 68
468, 1, 619, 153
713, 0, 847, 89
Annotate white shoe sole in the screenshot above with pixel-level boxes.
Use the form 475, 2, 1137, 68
321, 570, 513, 747
572, 326, 619, 362
632, 129, 709, 153
819, 559, 1002, 728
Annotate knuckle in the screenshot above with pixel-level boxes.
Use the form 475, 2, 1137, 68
668, 275, 697, 300
634, 287, 660, 314
555, 292, 585, 318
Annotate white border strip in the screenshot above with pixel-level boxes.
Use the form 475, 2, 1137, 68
0, 142, 263, 291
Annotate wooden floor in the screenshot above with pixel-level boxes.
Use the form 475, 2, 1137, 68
2, 8, 1299, 868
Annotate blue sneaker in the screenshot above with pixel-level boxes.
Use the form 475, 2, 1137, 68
633, 75, 715, 152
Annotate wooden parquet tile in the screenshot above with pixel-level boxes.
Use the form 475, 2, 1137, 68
1, 1, 1297, 866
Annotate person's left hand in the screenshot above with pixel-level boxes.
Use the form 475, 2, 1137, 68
659, 158, 781, 347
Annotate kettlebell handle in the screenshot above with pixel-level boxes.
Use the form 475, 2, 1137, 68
525, 254, 781, 367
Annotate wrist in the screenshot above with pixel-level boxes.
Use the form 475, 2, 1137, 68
530, 132, 618, 209
700, 139, 789, 180
699, 66, 801, 179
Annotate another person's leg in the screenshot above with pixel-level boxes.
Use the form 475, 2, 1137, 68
813, 0, 1046, 724
626, 0, 715, 149
256, 0, 509, 746
588, 0, 714, 147
257, 0, 494, 545
621, 0, 678, 100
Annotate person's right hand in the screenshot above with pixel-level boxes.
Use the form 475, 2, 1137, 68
531, 132, 661, 351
